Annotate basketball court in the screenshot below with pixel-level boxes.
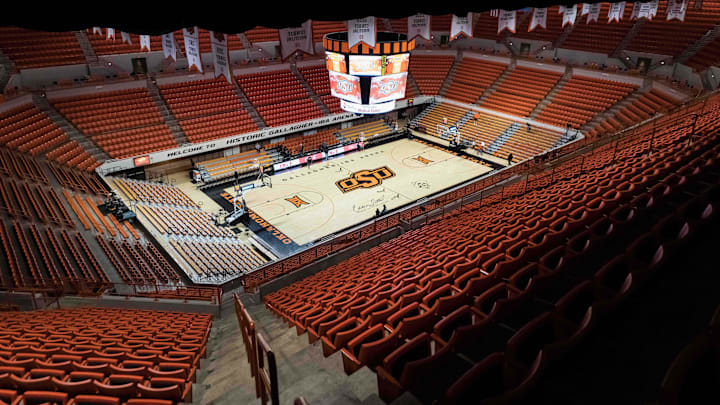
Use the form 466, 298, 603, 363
226, 138, 492, 247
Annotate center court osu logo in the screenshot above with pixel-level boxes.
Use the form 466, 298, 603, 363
336, 166, 395, 193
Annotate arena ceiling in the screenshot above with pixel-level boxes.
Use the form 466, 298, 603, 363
3, 2, 577, 35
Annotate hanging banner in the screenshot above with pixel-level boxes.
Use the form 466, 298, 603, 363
106, 28, 115, 41
162, 33, 177, 60
529, 8, 548, 31
650, 0, 660, 18
210, 31, 231, 82
408, 14, 431, 40
667, 0, 689, 21
348, 17, 376, 48
183, 27, 203, 73
581, 3, 591, 15
121, 32, 132, 45
498, 10, 517, 34
140, 35, 151, 52
92, 27, 102, 35
279, 20, 314, 60
490, 9, 500, 17
587, 3, 601, 23
638, 1, 658, 19
562, 4, 578, 27
630, 2, 640, 19
450, 13, 472, 40
558, 5, 566, 14
608, 2, 626, 22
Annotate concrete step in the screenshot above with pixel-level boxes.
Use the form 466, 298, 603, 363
231, 80, 267, 129
438, 51, 463, 97
146, 78, 190, 145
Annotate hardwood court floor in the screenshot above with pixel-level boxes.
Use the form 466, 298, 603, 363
229, 138, 492, 246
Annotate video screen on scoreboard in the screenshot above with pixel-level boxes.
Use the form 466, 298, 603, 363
325, 51, 347, 74
349, 55, 383, 76
382, 53, 410, 75
328, 71, 362, 104
369, 72, 407, 104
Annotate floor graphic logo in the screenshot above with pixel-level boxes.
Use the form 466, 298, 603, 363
335, 166, 395, 193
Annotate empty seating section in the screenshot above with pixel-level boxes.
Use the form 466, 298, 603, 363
480, 67, 562, 117
312, 21, 347, 43
237, 70, 324, 127
136, 205, 235, 239
337, 121, 393, 142
196, 149, 272, 182
627, 1, 720, 56
0, 27, 85, 70
0, 307, 211, 404
389, 18, 408, 34
45, 141, 100, 172
409, 55, 455, 96
264, 96, 720, 403
268, 129, 339, 155
51, 88, 176, 159
158, 77, 259, 142
685, 36, 720, 72
561, 4, 634, 55
430, 15, 452, 32
472, 12, 503, 40
298, 65, 344, 114
588, 90, 678, 139
243, 27, 279, 44
416, 103, 563, 162
514, 7, 565, 42
0, 104, 68, 156
536, 76, 637, 129
0, 148, 49, 185
49, 165, 107, 195
443, 58, 507, 104
111, 178, 199, 209
170, 239, 268, 280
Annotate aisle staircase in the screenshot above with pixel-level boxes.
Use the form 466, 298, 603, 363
146, 77, 190, 146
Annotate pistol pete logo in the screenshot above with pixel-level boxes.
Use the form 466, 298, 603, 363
336, 166, 395, 193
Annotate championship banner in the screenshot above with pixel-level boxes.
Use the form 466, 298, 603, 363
279, 19, 314, 60
106, 28, 115, 41
121, 32, 131, 45
638, 1, 659, 19
490, 9, 500, 17
92, 27, 102, 35
183, 27, 203, 73
558, 5, 566, 14
581, 3, 590, 15
369, 72, 407, 104
498, 10, 517, 34
140, 35, 151, 52
587, 3, 601, 23
450, 13, 472, 40
328, 71, 361, 104
210, 31, 231, 83
608, 2, 626, 22
162, 33, 177, 60
562, 4, 578, 27
529, 8, 548, 31
650, 0, 660, 18
667, 0, 689, 21
630, 3, 640, 20
348, 17, 376, 48
408, 13, 431, 40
